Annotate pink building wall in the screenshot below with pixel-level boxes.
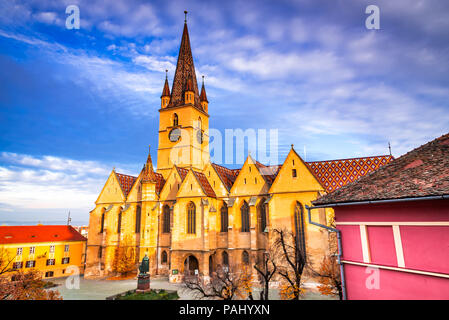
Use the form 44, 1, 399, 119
335, 199, 449, 300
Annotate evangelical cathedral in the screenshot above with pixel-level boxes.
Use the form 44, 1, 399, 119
85, 17, 393, 283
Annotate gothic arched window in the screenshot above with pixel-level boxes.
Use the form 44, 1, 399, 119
135, 206, 141, 234
259, 200, 268, 233
220, 203, 228, 233
100, 211, 105, 233
241, 201, 250, 232
187, 202, 196, 234
294, 201, 306, 258
173, 113, 179, 127
163, 205, 171, 233
117, 210, 122, 234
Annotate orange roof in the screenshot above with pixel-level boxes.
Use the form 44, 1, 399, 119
176, 166, 189, 181
154, 172, 166, 195
115, 172, 137, 197
212, 163, 240, 190
306, 155, 394, 193
314, 134, 449, 204
0, 225, 87, 244
192, 170, 216, 198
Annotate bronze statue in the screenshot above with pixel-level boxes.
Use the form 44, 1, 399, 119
139, 253, 149, 274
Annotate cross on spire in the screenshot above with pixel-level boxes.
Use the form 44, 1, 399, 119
184, 11, 188, 23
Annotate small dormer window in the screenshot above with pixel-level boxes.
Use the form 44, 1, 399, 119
244, 178, 247, 184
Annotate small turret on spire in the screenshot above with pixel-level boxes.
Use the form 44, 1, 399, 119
161, 69, 171, 108
200, 75, 208, 112
143, 145, 157, 183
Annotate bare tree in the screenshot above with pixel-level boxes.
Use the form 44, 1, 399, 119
309, 253, 342, 300
0, 247, 16, 276
0, 270, 62, 300
272, 228, 307, 300
183, 264, 253, 300
253, 253, 277, 300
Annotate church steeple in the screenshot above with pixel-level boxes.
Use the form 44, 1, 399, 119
156, 13, 210, 179
167, 14, 202, 111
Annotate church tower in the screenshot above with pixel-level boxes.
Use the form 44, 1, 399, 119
156, 15, 210, 179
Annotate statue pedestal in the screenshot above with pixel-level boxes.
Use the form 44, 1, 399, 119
136, 274, 151, 293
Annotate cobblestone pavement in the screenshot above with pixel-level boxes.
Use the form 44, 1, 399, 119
48, 276, 338, 300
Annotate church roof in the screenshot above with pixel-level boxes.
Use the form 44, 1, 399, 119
0, 225, 86, 245
167, 22, 203, 111
154, 172, 166, 195
306, 155, 394, 193
314, 133, 449, 205
175, 166, 189, 181
212, 163, 240, 191
192, 170, 216, 198
115, 172, 138, 197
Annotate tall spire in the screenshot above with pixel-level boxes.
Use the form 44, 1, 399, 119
167, 13, 201, 109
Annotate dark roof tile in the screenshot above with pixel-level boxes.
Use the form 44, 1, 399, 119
313, 133, 449, 205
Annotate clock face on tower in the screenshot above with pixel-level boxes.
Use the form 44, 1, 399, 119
169, 128, 181, 142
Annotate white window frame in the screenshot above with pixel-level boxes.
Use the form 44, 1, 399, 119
49, 245, 55, 253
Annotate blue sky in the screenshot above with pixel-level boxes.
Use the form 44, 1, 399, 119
0, 0, 448, 223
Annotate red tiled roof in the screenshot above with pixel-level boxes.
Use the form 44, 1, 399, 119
0, 225, 87, 244
154, 172, 166, 195
306, 155, 394, 193
192, 170, 216, 198
176, 166, 189, 181
212, 163, 240, 190
115, 172, 137, 197
313, 133, 449, 205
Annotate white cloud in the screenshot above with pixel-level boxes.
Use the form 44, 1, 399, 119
133, 55, 176, 73
0, 153, 137, 221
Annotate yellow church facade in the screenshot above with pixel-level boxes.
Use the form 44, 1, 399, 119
84, 19, 393, 284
